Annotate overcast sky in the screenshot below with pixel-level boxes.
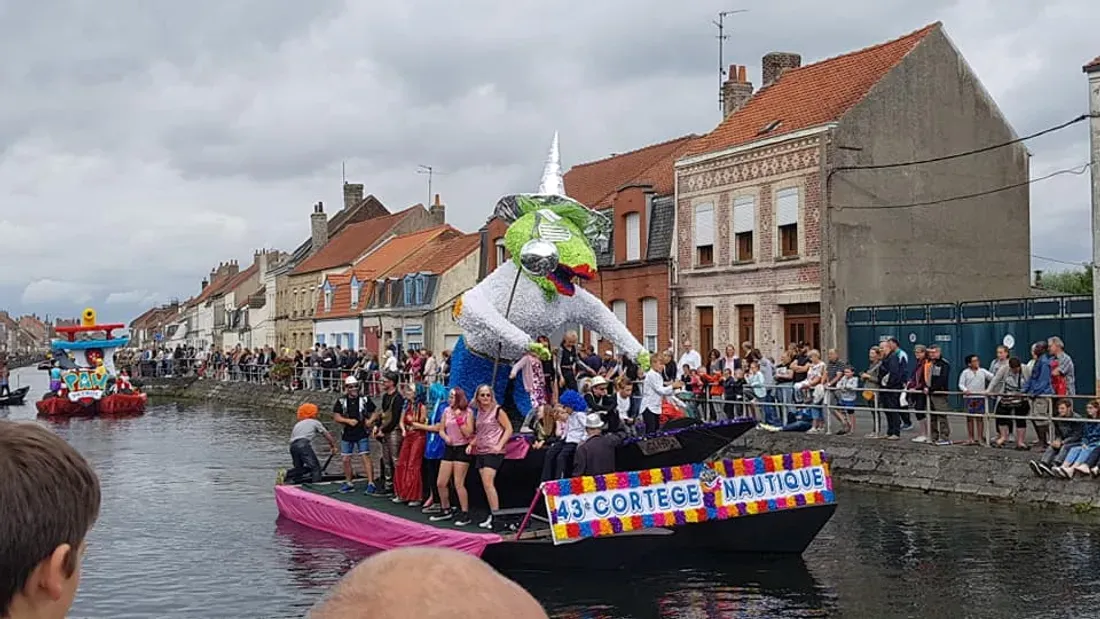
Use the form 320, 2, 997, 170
1, 0, 1096, 323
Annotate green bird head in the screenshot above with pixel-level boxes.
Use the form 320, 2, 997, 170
495, 194, 608, 299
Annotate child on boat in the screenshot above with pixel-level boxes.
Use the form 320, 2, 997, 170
540, 391, 588, 481
282, 403, 339, 484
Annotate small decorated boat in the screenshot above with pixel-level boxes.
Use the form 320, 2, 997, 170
35, 307, 145, 418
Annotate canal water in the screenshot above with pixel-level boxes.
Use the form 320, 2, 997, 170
5, 366, 1100, 618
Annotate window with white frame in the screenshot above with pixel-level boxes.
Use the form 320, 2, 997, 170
322, 281, 333, 312
350, 277, 361, 308
611, 300, 627, 353
732, 195, 755, 262
641, 297, 658, 353
494, 238, 507, 267
775, 187, 799, 258
694, 203, 714, 266
624, 212, 641, 261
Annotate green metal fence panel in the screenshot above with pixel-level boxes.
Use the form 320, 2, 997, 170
846, 296, 1094, 395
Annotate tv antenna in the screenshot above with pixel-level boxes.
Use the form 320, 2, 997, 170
417, 165, 447, 207
714, 9, 748, 112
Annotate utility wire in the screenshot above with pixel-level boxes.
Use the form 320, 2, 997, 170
1031, 254, 1091, 267
834, 163, 1091, 210
833, 114, 1097, 172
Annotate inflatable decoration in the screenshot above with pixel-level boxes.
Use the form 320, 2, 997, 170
448, 132, 650, 418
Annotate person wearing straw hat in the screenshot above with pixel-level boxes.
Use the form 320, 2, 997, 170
572, 412, 625, 477
584, 376, 620, 433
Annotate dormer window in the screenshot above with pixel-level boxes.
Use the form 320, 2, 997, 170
322, 280, 334, 312
624, 213, 640, 261
403, 275, 414, 306
350, 276, 361, 308
414, 274, 427, 305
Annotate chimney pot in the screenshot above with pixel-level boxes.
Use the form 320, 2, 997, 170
721, 63, 754, 119
343, 182, 364, 211
762, 52, 802, 87
1034, 270, 1044, 287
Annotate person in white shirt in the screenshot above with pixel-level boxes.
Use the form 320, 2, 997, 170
540, 401, 589, 481
959, 354, 995, 446
642, 351, 683, 434
676, 339, 702, 380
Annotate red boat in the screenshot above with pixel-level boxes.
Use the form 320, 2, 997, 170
36, 396, 97, 417
98, 392, 148, 415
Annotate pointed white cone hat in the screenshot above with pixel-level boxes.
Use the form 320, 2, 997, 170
536, 131, 564, 196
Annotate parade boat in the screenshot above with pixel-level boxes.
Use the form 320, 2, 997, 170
275, 449, 837, 570
35, 307, 146, 417
0, 386, 30, 406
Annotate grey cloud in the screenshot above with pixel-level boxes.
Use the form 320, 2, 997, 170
0, 0, 1097, 318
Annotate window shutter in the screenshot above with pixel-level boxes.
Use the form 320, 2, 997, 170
642, 298, 658, 338
733, 196, 755, 233
624, 213, 641, 261
776, 188, 799, 226
694, 204, 714, 246
612, 300, 627, 326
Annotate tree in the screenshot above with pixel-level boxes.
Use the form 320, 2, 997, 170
1039, 267, 1093, 295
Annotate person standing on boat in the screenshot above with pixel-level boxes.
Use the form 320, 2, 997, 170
373, 373, 405, 497
334, 376, 379, 495
430, 388, 474, 525
641, 352, 683, 434
0, 353, 9, 397
413, 382, 448, 515
393, 383, 427, 506
284, 403, 338, 484
469, 384, 513, 530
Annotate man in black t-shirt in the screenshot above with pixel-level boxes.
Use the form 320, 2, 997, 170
334, 376, 378, 495
373, 373, 405, 496
584, 376, 621, 433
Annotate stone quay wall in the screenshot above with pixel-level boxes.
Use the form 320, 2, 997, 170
730, 433, 1100, 512
144, 378, 1098, 511
140, 377, 338, 413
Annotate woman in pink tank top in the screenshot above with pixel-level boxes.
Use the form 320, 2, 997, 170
430, 388, 475, 526
469, 384, 513, 530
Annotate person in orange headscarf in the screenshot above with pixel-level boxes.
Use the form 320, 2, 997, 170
280, 403, 339, 485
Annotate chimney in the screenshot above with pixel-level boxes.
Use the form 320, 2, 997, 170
762, 52, 801, 88
310, 201, 327, 256
1034, 270, 1044, 288
722, 64, 754, 118
343, 182, 364, 211
255, 249, 268, 277
430, 193, 446, 225
201, 278, 209, 290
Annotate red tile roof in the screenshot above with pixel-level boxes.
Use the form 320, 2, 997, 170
291, 206, 423, 276
213, 264, 258, 300
564, 135, 699, 208
315, 225, 461, 319
387, 231, 480, 278
687, 22, 939, 157
1085, 56, 1100, 72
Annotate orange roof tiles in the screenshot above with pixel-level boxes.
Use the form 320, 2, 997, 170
1085, 56, 1100, 72
687, 22, 939, 157
564, 135, 699, 208
291, 207, 422, 276
315, 225, 462, 319
387, 231, 480, 278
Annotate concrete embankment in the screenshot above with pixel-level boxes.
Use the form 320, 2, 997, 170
144, 377, 1099, 511
141, 376, 339, 413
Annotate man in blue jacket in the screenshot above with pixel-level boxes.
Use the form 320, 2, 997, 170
879, 338, 908, 440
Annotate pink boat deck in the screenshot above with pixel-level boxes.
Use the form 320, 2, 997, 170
275, 484, 503, 556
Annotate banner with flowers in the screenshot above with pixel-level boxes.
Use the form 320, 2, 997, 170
541, 450, 834, 544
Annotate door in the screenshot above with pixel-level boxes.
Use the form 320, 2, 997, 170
737, 305, 755, 348
698, 307, 714, 356
783, 303, 820, 350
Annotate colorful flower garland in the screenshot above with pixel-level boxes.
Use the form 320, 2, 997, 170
543, 449, 834, 542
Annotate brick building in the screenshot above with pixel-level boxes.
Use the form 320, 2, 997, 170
673, 22, 1030, 358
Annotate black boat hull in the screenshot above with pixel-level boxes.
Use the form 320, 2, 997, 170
0, 386, 30, 406
482, 502, 836, 570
